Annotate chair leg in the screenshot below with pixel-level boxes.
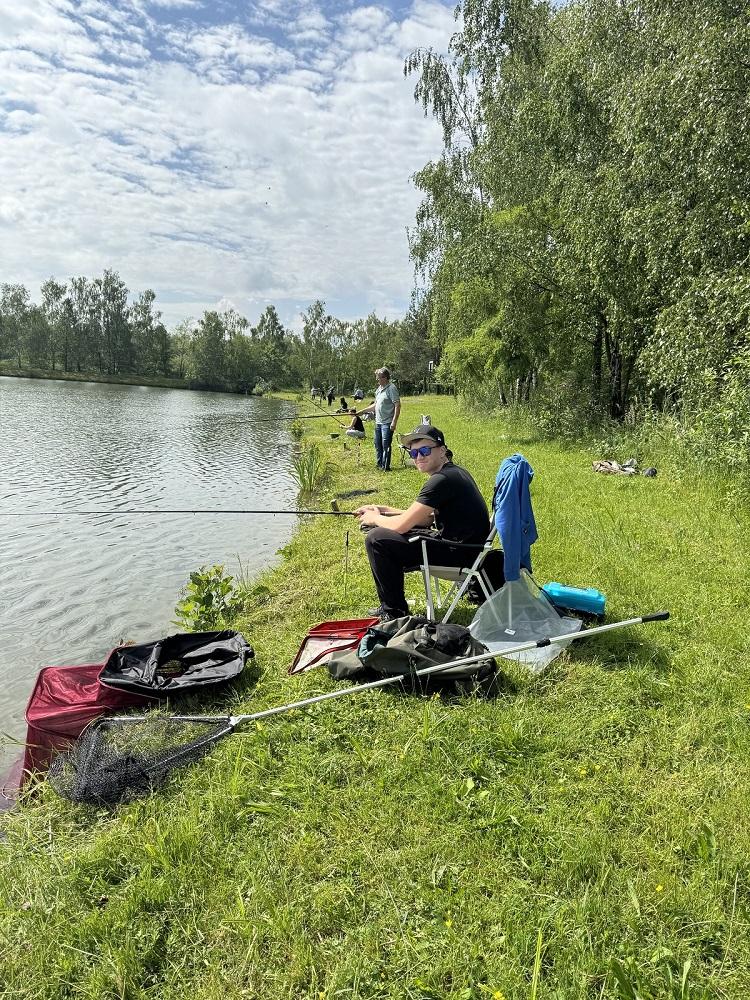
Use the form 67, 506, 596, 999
441, 570, 475, 623
422, 567, 435, 620
420, 538, 436, 620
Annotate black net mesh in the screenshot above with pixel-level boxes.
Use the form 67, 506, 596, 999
48, 716, 234, 805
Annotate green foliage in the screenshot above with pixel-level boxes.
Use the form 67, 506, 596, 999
1, 278, 437, 400
406, 0, 750, 467
290, 442, 328, 494
173, 564, 246, 631
289, 419, 304, 440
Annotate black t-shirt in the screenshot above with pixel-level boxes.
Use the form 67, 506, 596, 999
350, 415, 364, 432
416, 462, 490, 543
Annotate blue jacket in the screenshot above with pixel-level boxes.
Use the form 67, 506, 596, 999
493, 454, 538, 581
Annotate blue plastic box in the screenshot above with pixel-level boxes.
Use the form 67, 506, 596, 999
542, 582, 606, 617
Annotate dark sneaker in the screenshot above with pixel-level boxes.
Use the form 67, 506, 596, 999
378, 609, 408, 622
367, 606, 407, 622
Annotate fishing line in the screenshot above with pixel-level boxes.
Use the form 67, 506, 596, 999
0, 509, 357, 517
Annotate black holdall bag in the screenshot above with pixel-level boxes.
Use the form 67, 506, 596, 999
327, 616, 495, 690
100, 630, 254, 696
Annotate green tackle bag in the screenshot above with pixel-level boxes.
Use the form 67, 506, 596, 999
327, 616, 496, 692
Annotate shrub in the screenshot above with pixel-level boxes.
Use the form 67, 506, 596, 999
173, 564, 246, 631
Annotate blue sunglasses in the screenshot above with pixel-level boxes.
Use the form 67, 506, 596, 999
406, 445, 435, 458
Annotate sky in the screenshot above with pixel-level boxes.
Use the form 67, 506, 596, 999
0, 0, 455, 329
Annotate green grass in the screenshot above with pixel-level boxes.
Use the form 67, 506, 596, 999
2, 395, 750, 1000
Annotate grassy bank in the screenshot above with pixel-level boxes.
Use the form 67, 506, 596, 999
0, 365, 260, 394
2, 395, 749, 1000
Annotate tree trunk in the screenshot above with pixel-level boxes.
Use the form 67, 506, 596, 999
593, 308, 605, 414
605, 333, 625, 420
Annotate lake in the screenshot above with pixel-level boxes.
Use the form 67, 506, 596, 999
0, 376, 299, 757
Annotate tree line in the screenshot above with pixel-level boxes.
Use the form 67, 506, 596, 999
0, 272, 435, 395
405, 0, 749, 465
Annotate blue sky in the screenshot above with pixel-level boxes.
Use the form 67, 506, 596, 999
0, 0, 454, 329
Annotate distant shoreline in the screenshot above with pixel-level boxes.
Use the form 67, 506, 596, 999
0, 366, 262, 395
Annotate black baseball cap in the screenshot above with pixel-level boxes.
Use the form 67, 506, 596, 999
399, 424, 446, 448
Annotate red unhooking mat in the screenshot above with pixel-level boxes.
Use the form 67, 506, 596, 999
289, 618, 379, 674
21, 661, 153, 775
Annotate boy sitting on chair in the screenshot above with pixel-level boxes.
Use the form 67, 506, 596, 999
354, 424, 490, 621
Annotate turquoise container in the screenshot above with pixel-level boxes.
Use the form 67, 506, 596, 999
542, 582, 606, 617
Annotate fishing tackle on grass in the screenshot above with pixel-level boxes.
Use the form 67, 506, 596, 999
48, 611, 669, 806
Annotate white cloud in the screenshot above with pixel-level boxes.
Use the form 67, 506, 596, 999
0, 196, 25, 224
0, 0, 453, 326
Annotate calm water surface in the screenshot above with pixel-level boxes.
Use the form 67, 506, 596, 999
0, 376, 298, 751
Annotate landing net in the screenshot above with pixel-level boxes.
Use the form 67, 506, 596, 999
48, 716, 233, 805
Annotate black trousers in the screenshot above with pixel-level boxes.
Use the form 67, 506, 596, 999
364, 527, 482, 616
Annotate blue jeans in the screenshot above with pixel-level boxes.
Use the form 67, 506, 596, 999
374, 423, 394, 470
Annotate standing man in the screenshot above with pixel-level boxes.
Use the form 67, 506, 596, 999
356, 367, 400, 471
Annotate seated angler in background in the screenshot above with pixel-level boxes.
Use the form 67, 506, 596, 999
346, 408, 366, 439
354, 424, 490, 621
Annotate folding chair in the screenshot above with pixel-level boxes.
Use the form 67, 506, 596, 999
409, 527, 501, 623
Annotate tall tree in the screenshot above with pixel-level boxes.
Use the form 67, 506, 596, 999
40, 278, 67, 371
0, 283, 30, 367
170, 319, 195, 380
192, 311, 226, 385
253, 305, 290, 387
294, 300, 336, 389
68, 277, 100, 373
130, 289, 161, 376
97, 269, 130, 374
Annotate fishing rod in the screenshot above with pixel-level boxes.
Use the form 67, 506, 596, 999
0, 508, 357, 517
254, 412, 351, 427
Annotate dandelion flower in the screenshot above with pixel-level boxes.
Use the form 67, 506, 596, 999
444, 917, 453, 927
493, 991, 507, 1000
655, 884, 664, 892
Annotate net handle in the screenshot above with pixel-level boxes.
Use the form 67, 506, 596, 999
107, 611, 669, 729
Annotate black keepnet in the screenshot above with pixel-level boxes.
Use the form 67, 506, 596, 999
99, 631, 253, 695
